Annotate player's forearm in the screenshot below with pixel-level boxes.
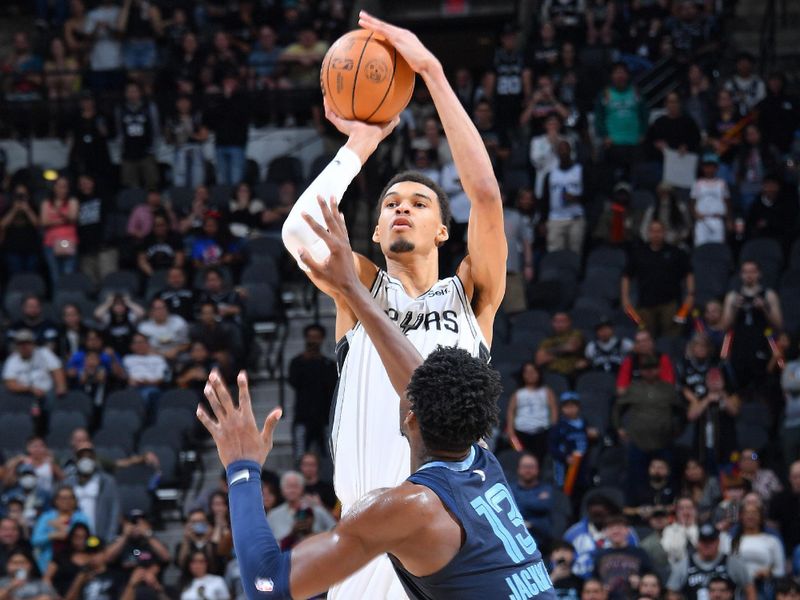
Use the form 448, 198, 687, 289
421, 65, 500, 203
345, 280, 423, 400
227, 460, 292, 599
282, 146, 362, 265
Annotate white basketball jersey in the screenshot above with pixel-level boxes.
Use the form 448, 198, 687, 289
331, 270, 490, 512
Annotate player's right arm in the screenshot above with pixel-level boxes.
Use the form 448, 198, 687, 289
281, 103, 397, 338
197, 368, 458, 600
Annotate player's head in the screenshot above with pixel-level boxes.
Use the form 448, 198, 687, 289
374, 171, 451, 259
403, 347, 500, 455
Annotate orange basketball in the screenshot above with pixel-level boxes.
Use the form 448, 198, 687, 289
321, 30, 415, 124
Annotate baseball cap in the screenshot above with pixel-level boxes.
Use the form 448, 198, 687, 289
613, 181, 632, 194
14, 329, 35, 344
698, 522, 720, 541
560, 391, 581, 404
127, 509, 146, 522
701, 153, 720, 165
16, 463, 35, 476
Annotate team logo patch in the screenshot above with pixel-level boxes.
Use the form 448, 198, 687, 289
255, 578, 275, 592
365, 59, 388, 83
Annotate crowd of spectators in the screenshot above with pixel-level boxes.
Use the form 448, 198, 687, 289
0, 0, 798, 598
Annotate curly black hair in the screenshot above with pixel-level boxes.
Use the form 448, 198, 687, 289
406, 347, 500, 453
377, 170, 451, 231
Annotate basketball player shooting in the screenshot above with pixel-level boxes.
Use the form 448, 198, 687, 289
197, 198, 555, 599
281, 12, 507, 597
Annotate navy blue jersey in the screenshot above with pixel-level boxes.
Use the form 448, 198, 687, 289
389, 444, 557, 600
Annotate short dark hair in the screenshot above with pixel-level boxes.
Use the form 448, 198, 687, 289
378, 171, 451, 231
708, 576, 734, 591
549, 540, 576, 554
406, 347, 500, 452
304, 323, 326, 338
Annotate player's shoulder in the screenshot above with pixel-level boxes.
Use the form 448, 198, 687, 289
353, 252, 379, 288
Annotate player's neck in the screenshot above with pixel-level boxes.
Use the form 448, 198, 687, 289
385, 251, 440, 298
411, 447, 472, 472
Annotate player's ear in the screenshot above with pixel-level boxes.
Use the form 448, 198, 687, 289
372, 224, 381, 244
403, 410, 417, 430
435, 224, 449, 247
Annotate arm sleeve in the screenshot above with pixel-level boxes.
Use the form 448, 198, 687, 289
281, 146, 362, 268
226, 460, 293, 599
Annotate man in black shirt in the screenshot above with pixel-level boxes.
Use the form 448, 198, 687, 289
136, 214, 185, 277
76, 174, 117, 285
196, 267, 244, 325
288, 324, 338, 461
68, 94, 112, 185
206, 72, 250, 185
768, 460, 800, 556
157, 267, 196, 322
116, 81, 160, 189
622, 220, 694, 338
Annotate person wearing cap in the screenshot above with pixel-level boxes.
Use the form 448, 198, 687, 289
564, 493, 639, 578
666, 522, 755, 600
622, 219, 693, 339
63, 445, 119, 543
690, 153, 732, 246
548, 391, 595, 492
0, 464, 50, 530
591, 181, 643, 246
593, 515, 652, 600
585, 318, 633, 375
104, 508, 170, 579
614, 353, 683, 483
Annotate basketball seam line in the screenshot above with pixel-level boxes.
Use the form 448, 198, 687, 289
324, 51, 346, 123
351, 32, 373, 121
365, 44, 398, 122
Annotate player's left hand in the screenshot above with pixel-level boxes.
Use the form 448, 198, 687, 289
299, 196, 360, 295
196, 369, 282, 468
358, 11, 441, 76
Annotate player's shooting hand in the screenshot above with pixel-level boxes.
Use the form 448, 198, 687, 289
196, 369, 282, 468
299, 196, 360, 295
358, 11, 441, 76
325, 97, 399, 162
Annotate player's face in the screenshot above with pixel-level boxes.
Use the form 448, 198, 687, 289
374, 181, 448, 258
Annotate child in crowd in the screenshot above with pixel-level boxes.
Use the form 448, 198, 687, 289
549, 392, 597, 494
690, 154, 732, 246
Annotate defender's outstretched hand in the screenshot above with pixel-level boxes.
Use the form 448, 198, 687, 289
298, 196, 361, 295
358, 11, 441, 75
196, 370, 282, 468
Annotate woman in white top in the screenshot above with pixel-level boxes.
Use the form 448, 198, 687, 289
180, 550, 231, 600
730, 504, 785, 587
690, 155, 732, 246
506, 361, 558, 462
661, 496, 699, 564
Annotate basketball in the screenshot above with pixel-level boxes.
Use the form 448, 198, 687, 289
320, 30, 415, 124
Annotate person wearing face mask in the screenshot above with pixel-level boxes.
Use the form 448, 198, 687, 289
175, 510, 218, 574
63, 446, 119, 543
287, 324, 338, 462
0, 465, 50, 531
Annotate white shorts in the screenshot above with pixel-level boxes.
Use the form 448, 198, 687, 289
328, 554, 409, 600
